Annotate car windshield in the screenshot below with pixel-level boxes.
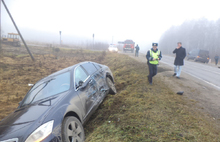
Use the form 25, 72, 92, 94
124, 40, 134, 44
109, 45, 117, 48
21, 72, 70, 106
200, 50, 209, 57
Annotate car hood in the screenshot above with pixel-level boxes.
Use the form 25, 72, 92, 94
109, 47, 118, 49
0, 95, 62, 140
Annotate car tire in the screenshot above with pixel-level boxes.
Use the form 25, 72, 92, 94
106, 77, 117, 95
62, 116, 85, 142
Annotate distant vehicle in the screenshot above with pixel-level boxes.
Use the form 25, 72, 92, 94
187, 49, 210, 63
0, 62, 116, 142
123, 40, 135, 53
2, 33, 21, 47
108, 44, 118, 53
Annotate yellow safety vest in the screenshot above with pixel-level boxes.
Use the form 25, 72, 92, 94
149, 50, 160, 65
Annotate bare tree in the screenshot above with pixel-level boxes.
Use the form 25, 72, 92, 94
159, 18, 220, 60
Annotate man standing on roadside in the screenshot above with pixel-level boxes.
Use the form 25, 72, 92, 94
214, 54, 219, 65
146, 43, 162, 85
173, 42, 186, 79
135, 44, 140, 57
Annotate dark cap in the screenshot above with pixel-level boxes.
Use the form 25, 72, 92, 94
152, 43, 158, 46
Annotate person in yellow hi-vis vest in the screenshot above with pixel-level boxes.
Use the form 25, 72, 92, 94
146, 43, 162, 85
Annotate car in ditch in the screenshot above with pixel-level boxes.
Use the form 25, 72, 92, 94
0, 61, 116, 142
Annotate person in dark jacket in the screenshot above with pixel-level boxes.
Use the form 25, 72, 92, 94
173, 42, 186, 79
135, 44, 140, 57
214, 55, 219, 65
146, 43, 162, 85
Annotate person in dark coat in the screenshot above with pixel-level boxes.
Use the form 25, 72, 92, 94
173, 42, 186, 79
214, 55, 219, 65
146, 43, 162, 85
135, 44, 140, 57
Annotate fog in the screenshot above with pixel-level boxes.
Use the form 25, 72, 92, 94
159, 18, 220, 59
1, 0, 220, 52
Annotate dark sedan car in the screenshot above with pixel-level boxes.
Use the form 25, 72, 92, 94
0, 61, 116, 142
187, 49, 210, 63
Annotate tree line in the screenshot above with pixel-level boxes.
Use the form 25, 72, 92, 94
159, 18, 220, 60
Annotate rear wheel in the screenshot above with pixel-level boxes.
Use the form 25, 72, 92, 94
62, 116, 85, 142
106, 77, 116, 95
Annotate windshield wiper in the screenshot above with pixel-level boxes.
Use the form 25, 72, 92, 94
27, 78, 56, 105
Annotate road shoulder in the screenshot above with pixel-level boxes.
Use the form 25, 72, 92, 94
127, 52, 220, 128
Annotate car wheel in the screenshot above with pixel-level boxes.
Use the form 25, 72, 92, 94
106, 77, 117, 95
62, 116, 85, 142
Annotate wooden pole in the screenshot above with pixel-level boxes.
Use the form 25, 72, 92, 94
2, 0, 35, 61
0, 0, 2, 52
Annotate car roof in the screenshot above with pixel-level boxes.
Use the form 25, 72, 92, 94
38, 61, 96, 83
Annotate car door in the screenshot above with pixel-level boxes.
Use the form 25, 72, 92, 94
93, 63, 108, 101
81, 63, 106, 103
74, 65, 98, 119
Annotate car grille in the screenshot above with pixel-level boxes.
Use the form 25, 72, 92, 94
0, 138, 19, 142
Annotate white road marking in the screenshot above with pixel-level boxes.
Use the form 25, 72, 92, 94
160, 60, 220, 90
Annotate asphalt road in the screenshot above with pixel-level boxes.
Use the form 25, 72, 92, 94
160, 55, 220, 90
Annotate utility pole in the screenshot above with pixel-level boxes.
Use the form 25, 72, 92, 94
0, 0, 2, 52
2, 0, 35, 61
92, 33, 94, 49
59, 31, 61, 45
112, 36, 114, 44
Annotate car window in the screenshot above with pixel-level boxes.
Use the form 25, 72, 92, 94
22, 72, 70, 105
93, 63, 102, 70
75, 66, 89, 86
81, 63, 97, 75
199, 50, 209, 57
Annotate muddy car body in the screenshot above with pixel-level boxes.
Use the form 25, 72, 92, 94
0, 61, 116, 142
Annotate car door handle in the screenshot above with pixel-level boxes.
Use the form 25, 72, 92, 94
89, 80, 93, 84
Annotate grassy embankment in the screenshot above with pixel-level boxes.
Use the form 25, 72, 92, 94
0, 47, 219, 141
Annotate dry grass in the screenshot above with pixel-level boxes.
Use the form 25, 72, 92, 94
84, 53, 220, 142
0, 46, 219, 141
0, 47, 106, 120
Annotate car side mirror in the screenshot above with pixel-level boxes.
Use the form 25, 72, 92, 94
78, 80, 84, 87
28, 83, 34, 86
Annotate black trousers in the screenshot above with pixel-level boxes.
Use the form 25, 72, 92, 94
148, 63, 157, 83
215, 59, 218, 65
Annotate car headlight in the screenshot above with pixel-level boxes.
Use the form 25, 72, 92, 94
25, 120, 54, 142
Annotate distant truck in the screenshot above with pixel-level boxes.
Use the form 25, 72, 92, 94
2, 33, 21, 47
187, 49, 210, 63
123, 40, 135, 53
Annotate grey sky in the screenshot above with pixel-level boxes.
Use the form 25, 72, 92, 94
1, 0, 220, 50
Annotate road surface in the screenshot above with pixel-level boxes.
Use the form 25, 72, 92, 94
160, 55, 220, 90
121, 51, 220, 90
